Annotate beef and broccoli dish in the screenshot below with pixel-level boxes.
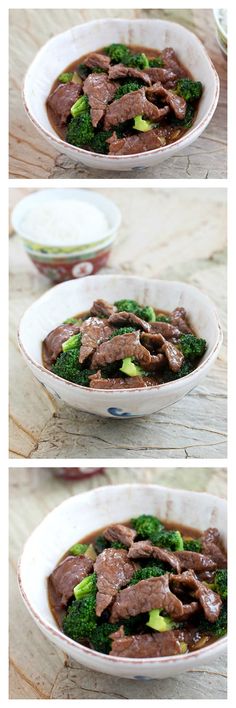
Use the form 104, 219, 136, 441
48, 515, 227, 658
46, 44, 203, 155
42, 298, 207, 389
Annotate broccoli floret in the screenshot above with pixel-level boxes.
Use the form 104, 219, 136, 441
111, 541, 126, 550
127, 52, 149, 69
105, 43, 131, 64
133, 115, 157, 132
155, 315, 171, 323
152, 529, 184, 552
73, 573, 97, 601
62, 333, 81, 352
149, 57, 164, 67
63, 317, 81, 325
131, 514, 164, 540
130, 564, 166, 585
114, 299, 156, 322
198, 603, 227, 638
69, 542, 89, 556
146, 609, 177, 632
76, 64, 90, 80
58, 71, 74, 83
63, 594, 97, 641
120, 357, 146, 378
214, 569, 227, 600
114, 81, 143, 100
176, 78, 203, 102
91, 130, 112, 155
183, 539, 202, 553
94, 535, 109, 554
91, 67, 106, 74
67, 113, 95, 147
51, 349, 94, 387
110, 327, 137, 338
179, 334, 207, 360
91, 623, 121, 654
169, 103, 195, 130
163, 360, 194, 382
101, 361, 123, 378
70, 94, 89, 118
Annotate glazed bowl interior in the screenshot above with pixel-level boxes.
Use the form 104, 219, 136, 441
18, 484, 227, 678
19, 274, 221, 367
24, 18, 219, 161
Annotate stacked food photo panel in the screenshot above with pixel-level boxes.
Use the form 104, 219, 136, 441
8, 4, 228, 703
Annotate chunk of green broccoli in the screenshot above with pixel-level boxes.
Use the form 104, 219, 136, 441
63, 594, 97, 641
110, 327, 137, 338
104, 43, 131, 64
149, 57, 164, 67
114, 299, 156, 322
111, 541, 126, 550
169, 103, 195, 130
163, 361, 194, 382
101, 361, 123, 378
69, 542, 89, 556
214, 569, 227, 600
126, 52, 149, 69
51, 349, 94, 387
198, 602, 227, 638
76, 64, 90, 80
62, 333, 81, 352
67, 113, 95, 147
91, 130, 112, 155
133, 115, 157, 132
131, 514, 164, 540
91, 623, 121, 654
70, 94, 89, 118
120, 357, 146, 377
176, 78, 203, 102
179, 334, 207, 360
63, 317, 81, 325
94, 535, 109, 554
73, 573, 97, 601
91, 67, 106, 74
183, 539, 202, 553
130, 564, 166, 585
155, 315, 171, 323
58, 71, 74, 83
114, 81, 143, 100
151, 529, 184, 552
146, 608, 177, 632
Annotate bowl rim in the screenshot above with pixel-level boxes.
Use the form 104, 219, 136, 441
11, 187, 121, 250
213, 9, 227, 42
18, 274, 223, 395
17, 483, 227, 666
23, 17, 220, 161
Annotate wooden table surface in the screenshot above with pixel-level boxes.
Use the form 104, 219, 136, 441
9, 8, 227, 180
9, 187, 227, 460
9, 466, 227, 699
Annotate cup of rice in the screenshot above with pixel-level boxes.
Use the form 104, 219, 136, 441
11, 189, 121, 282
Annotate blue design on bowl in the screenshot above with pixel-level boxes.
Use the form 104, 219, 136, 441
107, 407, 133, 417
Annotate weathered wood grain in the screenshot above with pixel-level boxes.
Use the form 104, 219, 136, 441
9, 8, 227, 180
9, 467, 227, 699
9, 187, 227, 459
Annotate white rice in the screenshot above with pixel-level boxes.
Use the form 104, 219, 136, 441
19, 199, 109, 246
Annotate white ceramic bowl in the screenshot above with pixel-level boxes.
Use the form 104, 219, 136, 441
18, 275, 223, 419
18, 483, 227, 680
23, 18, 220, 172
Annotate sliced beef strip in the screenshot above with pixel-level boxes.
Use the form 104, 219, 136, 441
170, 307, 192, 334
83, 73, 117, 127
175, 551, 217, 572
79, 317, 113, 364
47, 83, 82, 126
161, 47, 186, 78
145, 67, 177, 85
146, 84, 186, 120
171, 570, 222, 623
141, 332, 166, 349
43, 323, 81, 368
108, 63, 152, 85
141, 353, 166, 372
128, 540, 181, 573
107, 129, 165, 156
49, 555, 93, 607
108, 310, 150, 332
89, 371, 156, 389
109, 626, 182, 658
110, 574, 184, 622
94, 548, 137, 617
104, 524, 137, 547
174, 601, 199, 621
90, 299, 117, 318
150, 321, 181, 340
83, 52, 111, 70
91, 331, 151, 368
201, 528, 227, 568
161, 339, 184, 373
104, 87, 169, 130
